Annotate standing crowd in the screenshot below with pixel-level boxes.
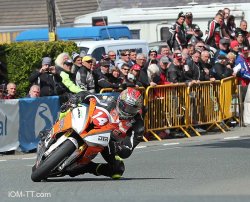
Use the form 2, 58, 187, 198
0, 7, 250, 104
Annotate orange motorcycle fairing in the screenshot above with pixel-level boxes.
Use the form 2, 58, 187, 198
51, 98, 97, 138
77, 146, 103, 165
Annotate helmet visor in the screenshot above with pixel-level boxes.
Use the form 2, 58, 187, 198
118, 100, 139, 117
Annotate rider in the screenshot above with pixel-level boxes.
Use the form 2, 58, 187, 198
60, 87, 145, 179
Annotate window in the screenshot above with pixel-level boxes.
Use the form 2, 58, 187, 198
130, 30, 140, 39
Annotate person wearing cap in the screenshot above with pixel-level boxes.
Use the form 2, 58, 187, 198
184, 12, 203, 44
205, 12, 224, 49
144, 49, 158, 70
211, 54, 233, 80
29, 57, 58, 97
126, 64, 142, 87
213, 38, 230, 63
172, 12, 187, 51
236, 31, 245, 50
230, 40, 240, 56
167, 51, 186, 83
75, 55, 95, 93
93, 60, 121, 92
155, 56, 171, 85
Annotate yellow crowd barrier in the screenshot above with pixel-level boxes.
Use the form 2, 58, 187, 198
100, 77, 238, 142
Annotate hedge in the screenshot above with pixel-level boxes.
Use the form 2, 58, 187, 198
0, 41, 79, 97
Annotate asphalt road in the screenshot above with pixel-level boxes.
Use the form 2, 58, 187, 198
1, 127, 250, 202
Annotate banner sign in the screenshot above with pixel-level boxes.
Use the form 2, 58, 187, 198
0, 99, 20, 152
0, 96, 60, 152
18, 96, 59, 152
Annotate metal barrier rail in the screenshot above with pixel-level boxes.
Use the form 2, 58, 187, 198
187, 80, 223, 134
100, 79, 238, 142
144, 84, 190, 140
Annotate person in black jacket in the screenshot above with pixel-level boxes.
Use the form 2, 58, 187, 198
167, 52, 186, 83
93, 60, 120, 92
211, 55, 233, 80
185, 51, 211, 82
29, 57, 58, 97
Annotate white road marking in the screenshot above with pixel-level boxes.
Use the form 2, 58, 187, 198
22, 156, 36, 160
163, 142, 180, 146
223, 136, 240, 140
0, 160, 7, 162
136, 146, 147, 149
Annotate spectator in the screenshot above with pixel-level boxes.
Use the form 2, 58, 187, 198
201, 50, 212, 70
55, 52, 71, 68
0, 61, 8, 85
230, 40, 240, 56
128, 64, 143, 87
0, 84, 5, 99
167, 51, 186, 83
184, 12, 203, 45
119, 63, 130, 79
235, 46, 250, 92
115, 50, 130, 68
4, 82, 17, 99
128, 49, 137, 67
205, 12, 223, 49
94, 60, 119, 92
223, 8, 231, 25
54, 58, 82, 103
108, 67, 123, 87
211, 55, 233, 80
185, 51, 211, 83
135, 53, 147, 69
155, 56, 171, 85
145, 49, 158, 69
226, 15, 237, 40
213, 38, 230, 62
172, 12, 187, 50
158, 45, 172, 61
75, 55, 95, 93
29, 57, 58, 97
235, 20, 250, 48
236, 31, 245, 50
27, 85, 40, 98
108, 50, 116, 68
71, 52, 82, 79
147, 64, 160, 86
226, 52, 236, 70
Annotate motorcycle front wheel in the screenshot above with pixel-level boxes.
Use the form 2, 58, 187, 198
31, 140, 76, 182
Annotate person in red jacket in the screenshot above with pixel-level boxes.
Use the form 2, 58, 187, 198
155, 56, 171, 85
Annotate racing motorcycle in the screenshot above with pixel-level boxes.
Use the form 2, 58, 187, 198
31, 97, 117, 182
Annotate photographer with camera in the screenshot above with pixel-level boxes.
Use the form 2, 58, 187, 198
29, 57, 58, 97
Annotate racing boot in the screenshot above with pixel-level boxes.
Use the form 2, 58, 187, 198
89, 156, 125, 179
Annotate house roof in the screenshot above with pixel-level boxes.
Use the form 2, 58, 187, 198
0, 0, 98, 27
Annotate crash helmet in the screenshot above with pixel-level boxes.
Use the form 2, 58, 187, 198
116, 87, 143, 119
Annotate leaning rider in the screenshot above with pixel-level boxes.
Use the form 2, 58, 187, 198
40, 87, 145, 179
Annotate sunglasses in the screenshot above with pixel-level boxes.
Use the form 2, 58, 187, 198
85, 61, 93, 63
122, 68, 130, 71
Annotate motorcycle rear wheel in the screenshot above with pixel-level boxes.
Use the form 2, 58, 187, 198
31, 140, 76, 182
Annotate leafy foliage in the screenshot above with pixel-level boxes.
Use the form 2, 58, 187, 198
0, 41, 79, 97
